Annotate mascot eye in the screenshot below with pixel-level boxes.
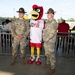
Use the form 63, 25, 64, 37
36, 9, 40, 12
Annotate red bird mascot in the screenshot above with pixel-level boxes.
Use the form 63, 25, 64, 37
27, 4, 45, 65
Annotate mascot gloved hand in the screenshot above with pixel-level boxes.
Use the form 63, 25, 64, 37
27, 4, 45, 65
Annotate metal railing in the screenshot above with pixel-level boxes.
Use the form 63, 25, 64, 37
55, 32, 75, 57
0, 30, 12, 55
0, 30, 75, 57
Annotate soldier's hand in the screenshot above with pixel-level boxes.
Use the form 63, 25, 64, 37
15, 35, 24, 40
15, 36, 20, 40
19, 35, 24, 39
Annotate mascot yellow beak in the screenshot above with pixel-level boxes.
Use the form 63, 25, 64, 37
30, 10, 39, 20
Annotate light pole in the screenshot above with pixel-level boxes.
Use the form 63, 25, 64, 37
13, 8, 15, 18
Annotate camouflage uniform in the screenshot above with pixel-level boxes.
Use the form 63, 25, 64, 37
11, 18, 30, 58
43, 19, 58, 69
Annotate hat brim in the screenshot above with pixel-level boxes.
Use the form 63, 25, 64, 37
16, 11, 27, 13
45, 11, 56, 14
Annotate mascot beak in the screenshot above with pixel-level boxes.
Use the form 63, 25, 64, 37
30, 10, 39, 20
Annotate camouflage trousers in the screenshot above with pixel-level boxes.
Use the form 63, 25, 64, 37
44, 42, 56, 69
12, 37, 26, 58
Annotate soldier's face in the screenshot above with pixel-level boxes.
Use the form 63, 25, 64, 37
47, 13, 54, 20
18, 13, 24, 19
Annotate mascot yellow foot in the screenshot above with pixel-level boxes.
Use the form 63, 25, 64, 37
35, 47, 41, 65
27, 47, 35, 64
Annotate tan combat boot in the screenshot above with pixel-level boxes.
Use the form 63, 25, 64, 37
20, 57, 25, 65
11, 57, 16, 65
43, 64, 50, 68
48, 68, 55, 74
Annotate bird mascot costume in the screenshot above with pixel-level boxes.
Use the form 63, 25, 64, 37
27, 4, 45, 65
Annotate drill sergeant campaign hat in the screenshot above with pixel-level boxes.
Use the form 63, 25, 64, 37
46, 8, 55, 14
17, 7, 27, 13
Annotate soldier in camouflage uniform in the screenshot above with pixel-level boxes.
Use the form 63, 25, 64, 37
43, 8, 58, 74
11, 8, 30, 65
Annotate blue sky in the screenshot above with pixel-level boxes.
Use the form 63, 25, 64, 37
0, 0, 75, 20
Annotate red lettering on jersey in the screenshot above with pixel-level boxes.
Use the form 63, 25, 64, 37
31, 22, 40, 28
